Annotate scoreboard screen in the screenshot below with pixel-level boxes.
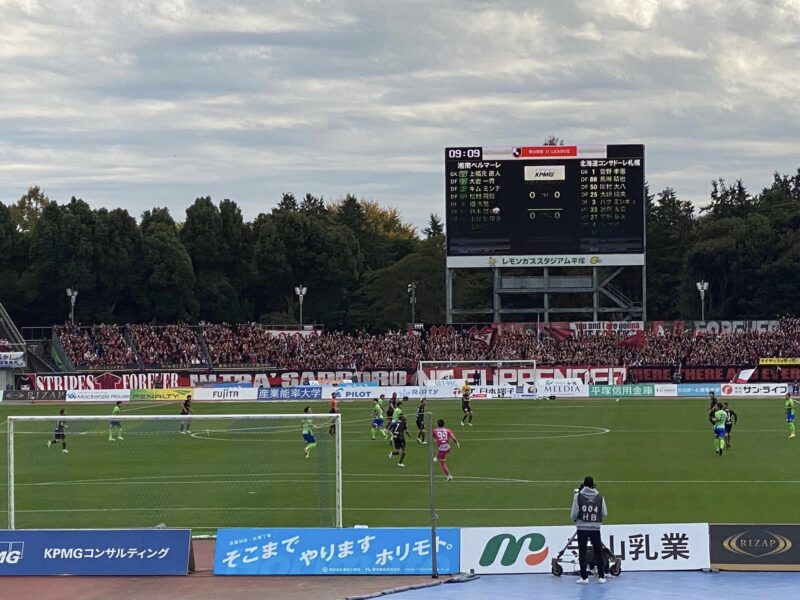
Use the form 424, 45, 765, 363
445, 144, 645, 262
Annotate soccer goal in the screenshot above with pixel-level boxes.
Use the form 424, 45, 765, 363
6, 413, 341, 531
418, 360, 538, 390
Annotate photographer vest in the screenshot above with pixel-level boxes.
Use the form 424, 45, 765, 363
577, 492, 604, 523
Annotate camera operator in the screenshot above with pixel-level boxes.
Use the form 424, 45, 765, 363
570, 476, 608, 584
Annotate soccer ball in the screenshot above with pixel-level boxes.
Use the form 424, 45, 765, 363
492, 207, 500, 215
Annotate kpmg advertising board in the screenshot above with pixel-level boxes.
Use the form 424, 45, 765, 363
24, 364, 800, 391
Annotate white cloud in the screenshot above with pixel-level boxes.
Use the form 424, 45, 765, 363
0, 0, 797, 228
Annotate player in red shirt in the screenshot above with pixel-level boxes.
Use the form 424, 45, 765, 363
431, 419, 460, 481
328, 393, 338, 435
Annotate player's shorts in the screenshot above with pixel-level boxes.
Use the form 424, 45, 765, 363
714, 427, 726, 438
372, 417, 384, 427
329, 408, 337, 414
54, 433, 65, 440
437, 443, 451, 461
416, 418, 424, 430
787, 414, 796, 423
303, 433, 316, 444
110, 420, 121, 428
462, 401, 471, 413
394, 437, 406, 450
387, 410, 394, 420
724, 423, 732, 433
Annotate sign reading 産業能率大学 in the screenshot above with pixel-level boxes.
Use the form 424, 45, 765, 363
213, 528, 460, 575
0, 529, 191, 576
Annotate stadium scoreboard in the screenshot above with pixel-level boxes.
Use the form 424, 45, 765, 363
445, 144, 645, 267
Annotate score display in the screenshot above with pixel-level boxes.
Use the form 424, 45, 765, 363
445, 145, 645, 260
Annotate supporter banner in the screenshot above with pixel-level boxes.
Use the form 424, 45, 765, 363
65, 390, 130, 402
654, 384, 677, 397
678, 384, 721, 397
720, 383, 788, 397
692, 320, 779, 334
25, 369, 415, 390
589, 384, 655, 397
629, 365, 800, 384
420, 366, 626, 386
258, 386, 323, 400
0, 390, 67, 402
710, 524, 800, 571
129, 388, 193, 402
0, 352, 26, 368
461, 524, 709, 574
0, 529, 191, 575
567, 321, 644, 335
759, 358, 800, 366
214, 528, 460, 575
192, 387, 258, 401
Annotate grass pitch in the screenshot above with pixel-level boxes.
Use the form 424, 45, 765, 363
0, 397, 795, 534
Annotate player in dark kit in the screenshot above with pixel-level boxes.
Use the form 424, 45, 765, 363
416, 399, 427, 444
389, 415, 410, 467
48, 408, 69, 453
460, 381, 473, 426
723, 402, 738, 449
708, 391, 718, 411
179, 397, 193, 434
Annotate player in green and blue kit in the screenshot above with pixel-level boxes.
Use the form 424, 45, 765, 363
108, 401, 124, 441
785, 393, 796, 439
371, 395, 387, 440
302, 406, 318, 458
710, 402, 727, 455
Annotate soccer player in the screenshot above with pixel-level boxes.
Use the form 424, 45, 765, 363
460, 381, 473, 426
329, 392, 338, 436
432, 419, 460, 480
389, 415, 410, 467
387, 393, 398, 422
710, 402, 727, 455
707, 391, 718, 411
302, 406, 318, 458
179, 397, 193, 434
48, 408, 68, 453
109, 401, 124, 441
371, 395, 387, 440
723, 402, 738, 449
786, 393, 796, 439
416, 398, 427, 444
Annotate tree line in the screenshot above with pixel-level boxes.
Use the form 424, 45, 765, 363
0, 166, 798, 330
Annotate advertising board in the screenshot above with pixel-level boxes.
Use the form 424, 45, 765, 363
214, 528, 460, 575
0, 529, 191, 576
710, 524, 800, 571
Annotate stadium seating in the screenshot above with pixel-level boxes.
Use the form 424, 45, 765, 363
52, 317, 800, 371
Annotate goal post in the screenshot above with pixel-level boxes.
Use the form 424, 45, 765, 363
418, 360, 538, 389
7, 414, 342, 531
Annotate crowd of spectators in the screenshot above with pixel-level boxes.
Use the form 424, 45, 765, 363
0, 338, 8, 352
55, 324, 137, 369
52, 316, 800, 370
128, 324, 206, 368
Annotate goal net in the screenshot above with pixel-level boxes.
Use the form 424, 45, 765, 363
418, 360, 538, 391
6, 414, 341, 532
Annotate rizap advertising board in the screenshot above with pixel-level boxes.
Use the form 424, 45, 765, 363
461, 524, 710, 574
214, 528, 460, 575
710, 524, 800, 571
0, 529, 191, 575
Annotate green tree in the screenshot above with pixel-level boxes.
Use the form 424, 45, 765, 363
142, 220, 197, 322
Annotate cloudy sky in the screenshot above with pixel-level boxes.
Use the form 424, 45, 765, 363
1, 0, 798, 230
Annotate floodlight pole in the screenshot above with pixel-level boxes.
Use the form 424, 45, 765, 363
294, 285, 307, 327
696, 280, 708, 322
66, 288, 78, 325
408, 282, 417, 324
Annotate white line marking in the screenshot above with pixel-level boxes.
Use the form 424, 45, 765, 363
16, 506, 564, 513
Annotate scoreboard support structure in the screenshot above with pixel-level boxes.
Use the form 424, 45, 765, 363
445, 263, 646, 323
444, 144, 646, 323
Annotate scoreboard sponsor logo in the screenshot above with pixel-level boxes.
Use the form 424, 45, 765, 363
524, 165, 565, 181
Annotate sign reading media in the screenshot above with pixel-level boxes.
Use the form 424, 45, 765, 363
710, 524, 800, 571
0, 529, 191, 575
214, 528, 460, 575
